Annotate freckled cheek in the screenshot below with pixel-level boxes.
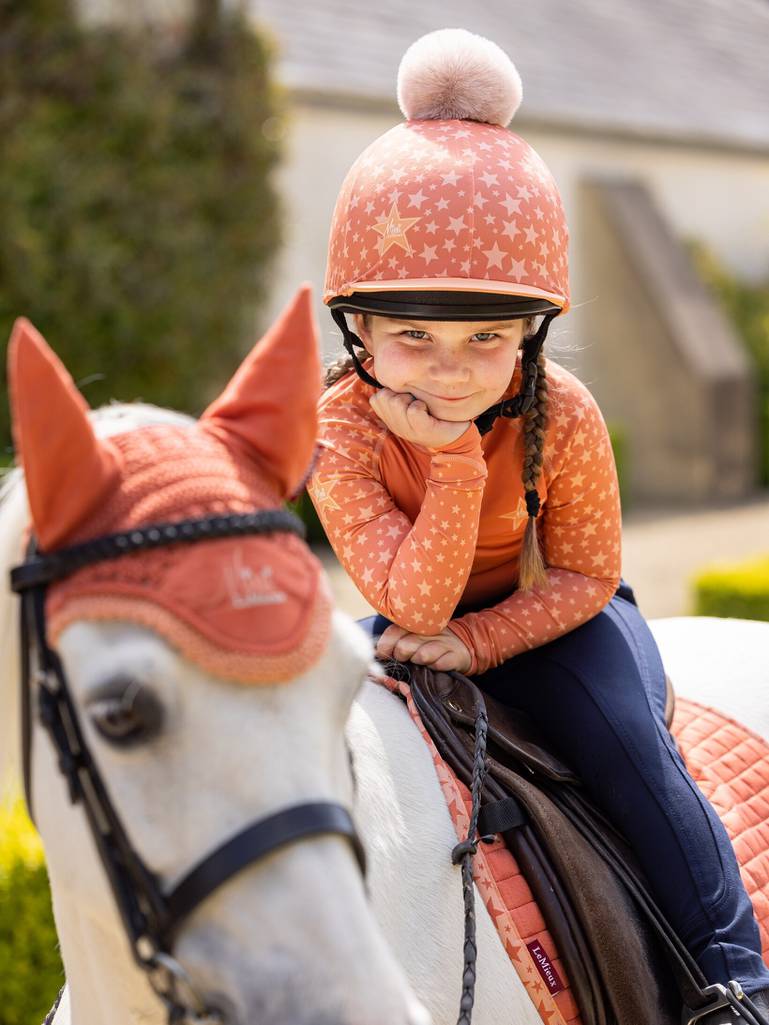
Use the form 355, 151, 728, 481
370, 344, 424, 391
475, 353, 517, 396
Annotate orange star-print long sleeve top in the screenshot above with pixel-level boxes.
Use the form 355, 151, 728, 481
307, 353, 622, 675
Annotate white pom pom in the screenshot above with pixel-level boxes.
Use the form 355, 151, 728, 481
397, 28, 523, 127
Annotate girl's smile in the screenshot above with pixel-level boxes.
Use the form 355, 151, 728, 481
420, 390, 476, 401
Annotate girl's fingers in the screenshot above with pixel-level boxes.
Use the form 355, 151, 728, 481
406, 400, 431, 425
408, 641, 445, 666
432, 651, 461, 671
375, 624, 409, 658
392, 633, 432, 662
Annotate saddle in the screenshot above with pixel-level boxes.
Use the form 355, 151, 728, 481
399, 663, 708, 1025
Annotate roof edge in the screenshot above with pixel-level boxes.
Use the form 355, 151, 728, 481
287, 86, 769, 159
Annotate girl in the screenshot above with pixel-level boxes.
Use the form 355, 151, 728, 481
307, 28, 769, 1024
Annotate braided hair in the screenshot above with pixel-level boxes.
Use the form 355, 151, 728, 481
518, 342, 549, 592
323, 313, 550, 594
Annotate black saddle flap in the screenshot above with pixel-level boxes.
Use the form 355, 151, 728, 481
411, 667, 580, 785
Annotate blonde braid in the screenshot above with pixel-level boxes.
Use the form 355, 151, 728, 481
518, 345, 549, 592
323, 353, 356, 388
323, 311, 371, 388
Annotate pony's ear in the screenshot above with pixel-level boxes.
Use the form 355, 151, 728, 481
201, 283, 322, 499
7, 318, 120, 551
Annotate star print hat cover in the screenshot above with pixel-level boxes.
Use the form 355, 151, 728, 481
324, 27, 570, 390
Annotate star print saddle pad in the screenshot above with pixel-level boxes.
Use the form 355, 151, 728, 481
375, 670, 769, 1025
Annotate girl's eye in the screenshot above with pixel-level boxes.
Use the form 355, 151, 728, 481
401, 331, 499, 342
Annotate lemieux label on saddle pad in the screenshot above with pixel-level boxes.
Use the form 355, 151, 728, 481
526, 940, 565, 995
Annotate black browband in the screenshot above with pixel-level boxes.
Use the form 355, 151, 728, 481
11, 509, 366, 1024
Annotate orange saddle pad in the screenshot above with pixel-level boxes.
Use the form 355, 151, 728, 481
377, 673, 769, 1025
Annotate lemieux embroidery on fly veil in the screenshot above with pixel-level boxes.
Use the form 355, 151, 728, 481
224, 549, 288, 610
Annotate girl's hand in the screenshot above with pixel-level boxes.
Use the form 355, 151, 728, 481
375, 624, 473, 674
369, 388, 471, 450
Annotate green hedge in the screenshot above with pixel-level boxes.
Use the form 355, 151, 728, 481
0, 0, 284, 461
607, 421, 630, 512
0, 799, 63, 1025
289, 489, 327, 546
688, 240, 769, 486
691, 555, 769, 620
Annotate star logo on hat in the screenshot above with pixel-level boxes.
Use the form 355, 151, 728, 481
372, 202, 421, 256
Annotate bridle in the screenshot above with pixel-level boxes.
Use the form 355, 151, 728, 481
10, 508, 367, 1025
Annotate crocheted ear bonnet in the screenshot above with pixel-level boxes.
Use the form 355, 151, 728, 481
324, 28, 570, 430
8, 285, 331, 684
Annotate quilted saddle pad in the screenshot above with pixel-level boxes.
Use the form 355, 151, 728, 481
378, 672, 769, 1025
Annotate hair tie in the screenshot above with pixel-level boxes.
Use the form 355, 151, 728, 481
525, 490, 540, 517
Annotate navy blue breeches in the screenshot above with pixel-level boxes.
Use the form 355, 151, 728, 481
357, 579, 769, 995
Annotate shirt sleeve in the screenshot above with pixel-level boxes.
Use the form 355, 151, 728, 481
446, 387, 622, 675
307, 396, 489, 635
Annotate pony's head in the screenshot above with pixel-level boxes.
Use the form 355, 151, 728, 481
9, 283, 330, 685
1, 286, 428, 1025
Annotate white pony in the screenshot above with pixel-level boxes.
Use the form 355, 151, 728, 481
0, 288, 429, 1025
3, 287, 769, 1025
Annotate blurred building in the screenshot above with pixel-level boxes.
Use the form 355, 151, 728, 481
79, 0, 769, 505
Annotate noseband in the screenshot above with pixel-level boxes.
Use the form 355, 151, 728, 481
11, 509, 366, 1025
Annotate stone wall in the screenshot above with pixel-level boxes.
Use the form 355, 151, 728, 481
580, 179, 758, 505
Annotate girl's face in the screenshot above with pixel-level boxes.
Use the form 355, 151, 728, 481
353, 313, 527, 421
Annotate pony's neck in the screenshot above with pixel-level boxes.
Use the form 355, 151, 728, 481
52, 886, 160, 1025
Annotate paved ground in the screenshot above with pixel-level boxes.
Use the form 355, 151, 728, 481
314, 489, 769, 624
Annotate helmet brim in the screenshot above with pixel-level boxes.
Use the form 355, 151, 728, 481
328, 290, 561, 321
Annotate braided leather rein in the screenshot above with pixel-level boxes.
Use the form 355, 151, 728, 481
449, 696, 490, 1025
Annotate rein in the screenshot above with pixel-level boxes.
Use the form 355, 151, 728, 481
11, 509, 366, 1025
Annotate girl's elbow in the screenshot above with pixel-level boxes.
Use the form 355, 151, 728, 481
595, 571, 621, 610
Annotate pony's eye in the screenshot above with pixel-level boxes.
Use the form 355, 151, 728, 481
87, 677, 164, 746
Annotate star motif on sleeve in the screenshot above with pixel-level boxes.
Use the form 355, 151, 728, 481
311, 475, 345, 513
372, 202, 421, 256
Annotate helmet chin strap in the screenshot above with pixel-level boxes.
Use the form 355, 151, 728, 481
331, 308, 558, 435
473, 311, 557, 434
331, 307, 382, 389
